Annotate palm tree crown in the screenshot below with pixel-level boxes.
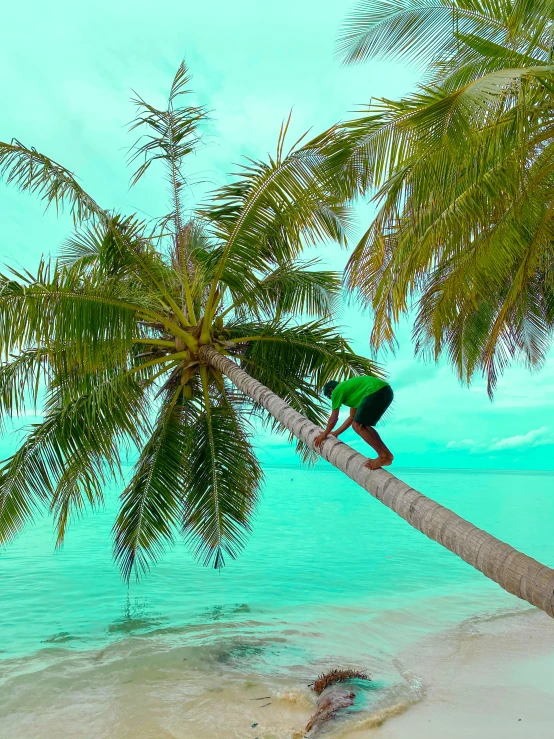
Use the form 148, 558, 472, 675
0, 62, 379, 579
337, 0, 554, 394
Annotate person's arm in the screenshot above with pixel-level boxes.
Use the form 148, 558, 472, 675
330, 407, 356, 437
314, 408, 340, 448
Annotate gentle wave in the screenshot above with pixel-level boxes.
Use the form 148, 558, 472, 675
2, 466, 553, 737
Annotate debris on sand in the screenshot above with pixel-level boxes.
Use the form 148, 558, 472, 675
303, 668, 371, 736
310, 668, 370, 695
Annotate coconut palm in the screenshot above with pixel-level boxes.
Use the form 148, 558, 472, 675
0, 62, 377, 578
3, 62, 554, 619
337, 0, 554, 394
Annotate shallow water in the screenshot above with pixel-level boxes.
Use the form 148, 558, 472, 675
1, 465, 554, 737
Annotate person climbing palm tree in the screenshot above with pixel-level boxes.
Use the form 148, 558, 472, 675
314, 376, 393, 469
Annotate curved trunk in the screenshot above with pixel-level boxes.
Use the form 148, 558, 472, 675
200, 346, 554, 618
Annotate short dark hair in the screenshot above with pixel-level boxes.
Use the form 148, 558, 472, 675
323, 380, 339, 398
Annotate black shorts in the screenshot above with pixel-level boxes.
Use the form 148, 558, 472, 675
353, 385, 393, 427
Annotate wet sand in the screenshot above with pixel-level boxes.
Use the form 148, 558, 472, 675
349, 608, 554, 739
2, 607, 553, 738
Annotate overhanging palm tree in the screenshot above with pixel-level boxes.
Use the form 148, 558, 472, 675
337, 0, 554, 394
0, 62, 375, 577
2, 61, 554, 618
206, 347, 554, 617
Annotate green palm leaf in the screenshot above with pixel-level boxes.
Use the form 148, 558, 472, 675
0, 372, 146, 545
0, 348, 48, 425
339, 0, 554, 389
337, 0, 552, 67
113, 388, 193, 580
0, 260, 147, 369
255, 260, 342, 318
0, 140, 105, 223
182, 389, 262, 569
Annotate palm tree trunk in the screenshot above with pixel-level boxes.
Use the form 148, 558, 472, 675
200, 346, 554, 618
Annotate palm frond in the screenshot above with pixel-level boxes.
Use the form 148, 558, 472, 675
0, 348, 49, 425
50, 453, 106, 547
0, 140, 106, 223
128, 61, 207, 189
113, 388, 194, 580
0, 259, 146, 368
337, 0, 544, 68
339, 0, 554, 389
199, 124, 354, 326
0, 371, 146, 545
59, 215, 146, 276
228, 318, 381, 386
182, 389, 262, 568
257, 260, 341, 318
128, 59, 209, 272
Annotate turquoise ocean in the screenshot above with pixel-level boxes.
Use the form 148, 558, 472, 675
1, 464, 554, 737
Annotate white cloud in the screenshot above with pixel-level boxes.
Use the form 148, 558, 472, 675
489, 427, 550, 451
445, 428, 554, 454
447, 439, 477, 450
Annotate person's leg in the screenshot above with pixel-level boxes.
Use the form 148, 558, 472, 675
352, 422, 394, 469
352, 387, 394, 470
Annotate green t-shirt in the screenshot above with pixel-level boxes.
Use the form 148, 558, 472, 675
331, 376, 388, 410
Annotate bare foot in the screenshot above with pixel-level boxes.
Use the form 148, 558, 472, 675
364, 454, 393, 470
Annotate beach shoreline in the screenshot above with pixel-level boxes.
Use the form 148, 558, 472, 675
2, 466, 554, 738
3, 606, 553, 738
345, 607, 554, 739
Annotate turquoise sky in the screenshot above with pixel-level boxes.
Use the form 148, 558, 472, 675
1, 0, 553, 470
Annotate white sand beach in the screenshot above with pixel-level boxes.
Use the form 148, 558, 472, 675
346, 608, 554, 739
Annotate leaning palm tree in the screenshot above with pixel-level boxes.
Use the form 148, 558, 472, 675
0, 62, 376, 577
2, 61, 554, 618
337, 0, 554, 394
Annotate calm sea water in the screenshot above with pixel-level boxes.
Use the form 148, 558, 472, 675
1, 465, 553, 737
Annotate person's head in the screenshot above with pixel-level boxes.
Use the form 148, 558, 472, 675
323, 380, 339, 399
